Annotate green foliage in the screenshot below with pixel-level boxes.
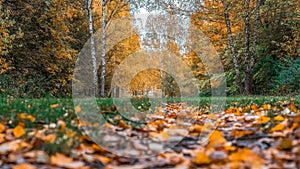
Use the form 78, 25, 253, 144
272, 58, 300, 94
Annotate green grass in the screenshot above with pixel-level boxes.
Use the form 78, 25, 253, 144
0, 95, 298, 155
1, 95, 298, 127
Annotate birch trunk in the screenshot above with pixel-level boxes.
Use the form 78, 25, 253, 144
222, 0, 243, 94
248, 0, 261, 94
100, 0, 106, 97
244, 0, 251, 94
87, 0, 98, 95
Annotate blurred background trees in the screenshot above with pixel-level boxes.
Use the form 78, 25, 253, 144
0, 0, 299, 98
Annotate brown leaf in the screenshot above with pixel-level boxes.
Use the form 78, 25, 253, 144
12, 163, 37, 169
278, 138, 292, 150
51, 153, 84, 169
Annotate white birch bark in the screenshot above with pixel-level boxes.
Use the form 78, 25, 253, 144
100, 0, 106, 97
88, 0, 98, 95
222, 0, 243, 94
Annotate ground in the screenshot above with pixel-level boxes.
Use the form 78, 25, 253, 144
0, 96, 299, 168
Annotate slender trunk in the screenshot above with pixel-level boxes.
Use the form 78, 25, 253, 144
87, 0, 98, 95
100, 0, 106, 97
222, 0, 243, 94
248, 0, 261, 94
244, 0, 251, 95
159, 56, 165, 98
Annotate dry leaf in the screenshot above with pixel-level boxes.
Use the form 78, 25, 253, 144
278, 138, 292, 150
13, 125, 26, 138
230, 149, 264, 168
75, 105, 81, 113
43, 134, 56, 143
12, 163, 37, 169
50, 104, 59, 109
274, 115, 284, 121
262, 104, 271, 110
231, 130, 254, 137
270, 124, 285, 132
0, 124, 5, 133
194, 151, 211, 165
51, 153, 84, 168
257, 116, 270, 124
207, 130, 226, 148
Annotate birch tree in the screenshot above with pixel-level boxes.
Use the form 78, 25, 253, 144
221, 0, 243, 93
87, 0, 99, 95
100, 0, 106, 97
244, 0, 251, 94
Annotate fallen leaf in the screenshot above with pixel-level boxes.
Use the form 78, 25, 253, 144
231, 130, 254, 137
194, 151, 211, 165
274, 115, 284, 121
257, 116, 270, 124
75, 105, 81, 113
262, 104, 271, 110
270, 123, 285, 132
207, 130, 227, 148
50, 104, 59, 109
230, 149, 264, 168
12, 163, 37, 169
0, 124, 5, 133
43, 134, 56, 143
13, 125, 26, 138
51, 153, 84, 169
278, 138, 292, 150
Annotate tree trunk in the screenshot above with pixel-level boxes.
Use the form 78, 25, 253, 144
244, 0, 251, 95
222, 0, 243, 94
100, 0, 106, 97
249, 0, 261, 94
87, 0, 98, 95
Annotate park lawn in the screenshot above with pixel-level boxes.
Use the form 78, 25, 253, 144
0, 95, 299, 168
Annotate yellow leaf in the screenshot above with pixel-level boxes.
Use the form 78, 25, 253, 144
230, 149, 264, 168
231, 130, 254, 137
50, 104, 59, 109
18, 113, 27, 119
0, 123, 5, 133
274, 115, 284, 121
207, 130, 226, 148
75, 105, 81, 113
288, 102, 298, 112
43, 134, 56, 143
160, 131, 170, 140
13, 125, 26, 138
26, 115, 35, 122
270, 123, 285, 132
251, 104, 258, 111
257, 116, 270, 124
51, 153, 84, 169
12, 163, 37, 169
262, 104, 271, 110
194, 151, 211, 165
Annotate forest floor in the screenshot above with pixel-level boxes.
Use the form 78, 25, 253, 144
0, 96, 299, 169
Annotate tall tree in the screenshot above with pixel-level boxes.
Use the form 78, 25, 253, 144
243, 0, 251, 94
87, 0, 98, 95
100, 0, 107, 97
221, 0, 243, 93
